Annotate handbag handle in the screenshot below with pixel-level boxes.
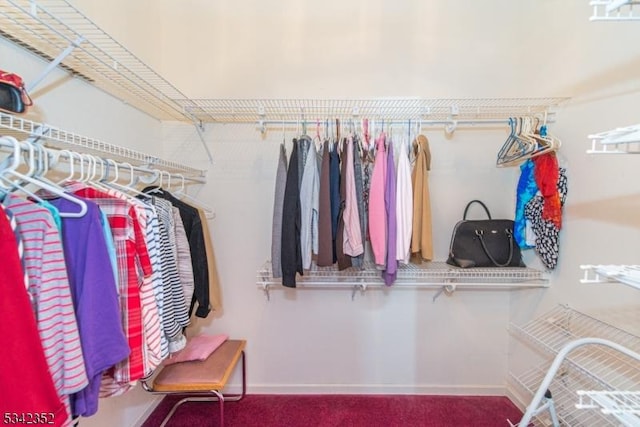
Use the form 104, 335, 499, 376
475, 229, 514, 267
463, 200, 492, 220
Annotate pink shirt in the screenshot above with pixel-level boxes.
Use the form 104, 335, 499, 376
368, 133, 387, 266
343, 136, 364, 256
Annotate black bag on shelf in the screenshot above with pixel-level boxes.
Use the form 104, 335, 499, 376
446, 199, 525, 268
0, 70, 32, 114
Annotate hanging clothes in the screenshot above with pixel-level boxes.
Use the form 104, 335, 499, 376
343, 135, 364, 258
197, 207, 222, 313
48, 197, 129, 418
411, 134, 434, 262
2, 193, 88, 418
395, 139, 413, 264
383, 141, 398, 285
0, 205, 69, 427
61, 182, 148, 395
352, 136, 366, 269
369, 133, 388, 267
300, 136, 320, 270
281, 139, 303, 287
336, 139, 353, 271
533, 152, 562, 228
514, 159, 538, 249
524, 163, 568, 270
317, 140, 334, 266
271, 143, 288, 277
329, 141, 341, 263
141, 186, 212, 319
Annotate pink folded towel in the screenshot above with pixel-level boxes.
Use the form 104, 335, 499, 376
164, 334, 229, 365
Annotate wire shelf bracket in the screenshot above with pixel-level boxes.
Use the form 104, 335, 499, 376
590, 0, 640, 21
588, 125, 640, 154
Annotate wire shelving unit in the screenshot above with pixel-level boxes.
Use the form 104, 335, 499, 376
0, 111, 205, 177
590, 0, 640, 21
510, 305, 640, 426
256, 261, 548, 300
0, 0, 206, 122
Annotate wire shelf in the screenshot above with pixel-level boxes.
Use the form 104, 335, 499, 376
590, 0, 640, 21
0, 111, 205, 176
577, 391, 640, 426
257, 261, 548, 289
581, 265, 640, 291
180, 98, 568, 125
0, 0, 203, 122
510, 363, 619, 426
510, 305, 640, 393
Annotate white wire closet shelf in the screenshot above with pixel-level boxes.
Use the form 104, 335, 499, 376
577, 391, 640, 422
581, 265, 640, 291
510, 361, 620, 426
510, 306, 640, 426
590, 0, 640, 20
257, 261, 548, 299
178, 98, 568, 125
0, 111, 206, 177
0, 0, 206, 122
587, 125, 640, 154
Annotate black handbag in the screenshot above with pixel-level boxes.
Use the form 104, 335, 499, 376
446, 200, 525, 268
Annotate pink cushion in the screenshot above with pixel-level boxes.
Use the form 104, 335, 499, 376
164, 334, 229, 366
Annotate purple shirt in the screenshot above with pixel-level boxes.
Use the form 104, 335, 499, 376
49, 197, 130, 417
383, 142, 398, 286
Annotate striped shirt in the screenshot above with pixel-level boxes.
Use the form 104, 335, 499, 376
153, 198, 189, 351
103, 189, 164, 375
3, 194, 88, 418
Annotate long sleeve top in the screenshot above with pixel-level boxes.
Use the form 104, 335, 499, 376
300, 139, 320, 269
271, 144, 288, 277
395, 140, 413, 264
368, 133, 388, 266
383, 141, 398, 285
343, 135, 364, 257
411, 135, 433, 262
317, 140, 334, 266
281, 140, 303, 287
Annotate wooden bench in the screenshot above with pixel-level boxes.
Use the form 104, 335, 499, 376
141, 339, 246, 427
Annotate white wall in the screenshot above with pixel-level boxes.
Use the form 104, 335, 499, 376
4, 0, 640, 426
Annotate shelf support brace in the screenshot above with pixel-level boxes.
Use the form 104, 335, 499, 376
194, 121, 213, 164
27, 36, 85, 93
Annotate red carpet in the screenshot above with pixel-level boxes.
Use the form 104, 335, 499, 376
142, 394, 523, 427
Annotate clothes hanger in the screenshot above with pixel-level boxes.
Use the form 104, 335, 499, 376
0, 136, 87, 217
173, 173, 216, 219
496, 117, 537, 167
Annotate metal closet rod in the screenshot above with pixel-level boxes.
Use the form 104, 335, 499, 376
0, 137, 205, 185
254, 115, 556, 134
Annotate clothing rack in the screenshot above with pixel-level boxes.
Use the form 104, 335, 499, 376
178, 97, 568, 134
256, 261, 548, 301
0, 111, 206, 180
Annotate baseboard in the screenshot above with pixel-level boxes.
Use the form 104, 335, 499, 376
132, 395, 163, 427
223, 382, 508, 396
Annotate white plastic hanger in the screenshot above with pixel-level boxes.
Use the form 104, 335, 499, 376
173, 173, 216, 220
0, 136, 87, 217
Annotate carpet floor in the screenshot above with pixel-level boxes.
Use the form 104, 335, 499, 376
142, 394, 524, 427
